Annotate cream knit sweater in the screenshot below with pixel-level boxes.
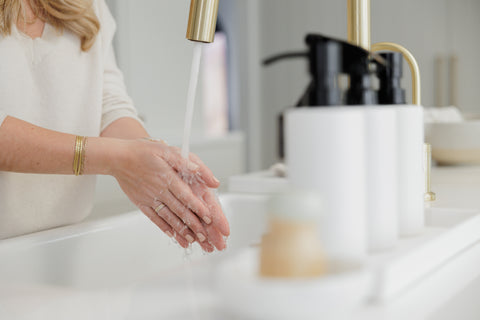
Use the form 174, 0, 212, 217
0, 0, 141, 238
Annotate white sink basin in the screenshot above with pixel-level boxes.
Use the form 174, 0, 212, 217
0, 194, 269, 320
2, 192, 480, 320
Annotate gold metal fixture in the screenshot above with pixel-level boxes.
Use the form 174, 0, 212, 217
347, 0, 371, 50
186, 0, 219, 43
371, 42, 422, 106
348, 0, 429, 203
424, 143, 436, 202
347, 0, 422, 106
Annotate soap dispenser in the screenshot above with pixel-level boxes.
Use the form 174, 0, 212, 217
302, 36, 401, 252
283, 34, 373, 262
371, 42, 425, 238
267, 34, 392, 260
265, 0, 426, 259
266, 33, 405, 257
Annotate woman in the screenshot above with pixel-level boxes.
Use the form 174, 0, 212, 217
0, 0, 229, 252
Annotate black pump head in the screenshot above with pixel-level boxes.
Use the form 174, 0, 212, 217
262, 33, 392, 107
377, 52, 406, 104
305, 34, 343, 106
305, 34, 378, 106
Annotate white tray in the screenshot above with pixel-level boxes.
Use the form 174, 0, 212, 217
216, 249, 370, 320
216, 207, 480, 319
369, 207, 480, 302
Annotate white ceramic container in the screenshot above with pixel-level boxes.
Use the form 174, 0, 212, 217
286, 107, 368, 262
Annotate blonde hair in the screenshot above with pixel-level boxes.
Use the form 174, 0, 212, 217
0, 0, 100, 51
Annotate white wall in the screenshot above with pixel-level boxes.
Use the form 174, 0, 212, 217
107, 0, 204, 141
259, 0, 349, 169
254, 0, 480, 169
447, 0, 480, 113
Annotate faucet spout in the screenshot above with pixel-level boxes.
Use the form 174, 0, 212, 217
186, 0, 219, 43
347, 0, 371, 50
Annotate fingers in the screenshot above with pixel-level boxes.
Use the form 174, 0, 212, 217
151, 194, 227, 251
160, 191, 208, 242
166, 173, 211, 225
149, 203, 218, 252
158, 145, 201, 175
198, 238, 215, 253
202, 187, 230, 237
173, 232, 190, 249
204, 222, 227, 251
143, 203, 223, 252
155, 142, 220, 189
155, 203, 200, 244
140, 205, 173, 235
173, 180, 229, 248
139, 206, 190, 248
188, 152, 220, 188
136, 141, 226, 252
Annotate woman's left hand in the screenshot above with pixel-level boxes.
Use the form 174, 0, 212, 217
110, 138, 229, 252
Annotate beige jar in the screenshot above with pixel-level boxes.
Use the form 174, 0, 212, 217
259, 191, 326, 278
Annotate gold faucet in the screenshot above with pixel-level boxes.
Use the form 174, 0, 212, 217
347, 0, 371, 51
186, 0, 219, 43
347, 0, 421, 106
348, 0, 435, 202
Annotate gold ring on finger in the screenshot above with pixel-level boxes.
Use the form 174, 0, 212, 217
154, 204, 166, 214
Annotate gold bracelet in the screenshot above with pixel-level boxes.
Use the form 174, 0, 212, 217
73, 136, 81, 175
73, 136, 87, 176
141, 137, 168, 145
80, 137, 87, 175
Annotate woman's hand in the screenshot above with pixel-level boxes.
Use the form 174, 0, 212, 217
111, 139, 229, 252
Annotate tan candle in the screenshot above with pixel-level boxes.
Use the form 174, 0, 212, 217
259, 191, 326, 278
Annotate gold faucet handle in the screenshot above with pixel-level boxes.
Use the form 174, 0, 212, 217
371, 42, 421, 106
424, 143, 436, 202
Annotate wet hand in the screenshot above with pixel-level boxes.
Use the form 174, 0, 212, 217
111, 139, 230, 252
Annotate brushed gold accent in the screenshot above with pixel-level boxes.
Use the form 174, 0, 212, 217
154, 204, 166, 214
73, 136, 87, 176
424, 143, 436, 202
73, 136, 81, 175
347, 0, 371, 50
186, 0, 219, 43
371, 42, 421, 106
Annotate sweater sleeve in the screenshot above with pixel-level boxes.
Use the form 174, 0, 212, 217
98, 0, 144, 132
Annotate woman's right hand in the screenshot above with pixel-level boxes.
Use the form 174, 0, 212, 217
110, 139, 230, 252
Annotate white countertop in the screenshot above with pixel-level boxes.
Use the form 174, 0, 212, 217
2, 166, 480, 320
432, 166, 480, 209
227, 166, 480, 320
359, 165, 480, 320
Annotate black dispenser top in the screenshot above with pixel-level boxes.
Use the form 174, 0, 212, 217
305, 34, 377, 106
263, 33, 408, 160
377, 52, 406, 104
263, 33, 409, 107
304, 34, 342, 106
